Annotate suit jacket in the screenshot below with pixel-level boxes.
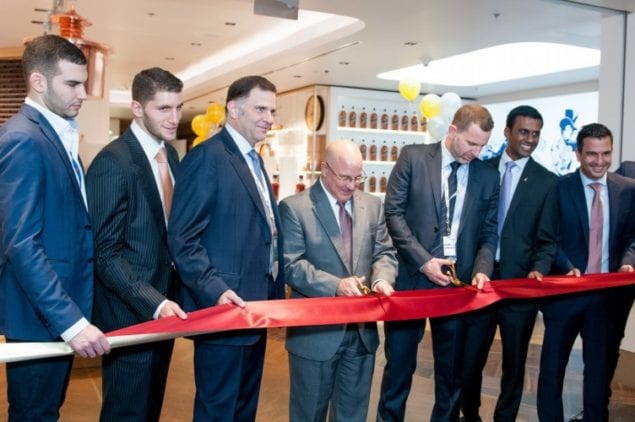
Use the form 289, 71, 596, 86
280, 181, 397, 361
85, 128, 179, 332
616, 160, 635, 178
486, 156, 559, 278
553, 170, 635, 274
168, 127, 284, 346
0, 104, 93, 340
384, 142, 499, 289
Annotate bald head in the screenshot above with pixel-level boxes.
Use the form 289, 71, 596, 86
321, 139, 364, 203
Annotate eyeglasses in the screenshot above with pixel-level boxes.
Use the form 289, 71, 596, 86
324, 162, 367, 184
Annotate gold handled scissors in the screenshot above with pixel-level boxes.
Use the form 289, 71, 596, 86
354, 276, 373, 295
444, 261, 466, 287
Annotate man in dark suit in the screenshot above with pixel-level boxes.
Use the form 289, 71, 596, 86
86, 67, 188, 422
0, 34, 110, 420
168, 75, 284, 421
377, 104, 499, 421
280, 139, 397, 422
537, 123, 635, 422
461, 105, 558, 421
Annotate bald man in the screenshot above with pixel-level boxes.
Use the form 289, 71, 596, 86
279, 139, 398, 422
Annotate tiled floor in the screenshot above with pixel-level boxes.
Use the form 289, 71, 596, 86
1, 316, 634, 421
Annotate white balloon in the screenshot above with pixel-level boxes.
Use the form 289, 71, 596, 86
427, 116, 449, 143
441, 92, 462, 121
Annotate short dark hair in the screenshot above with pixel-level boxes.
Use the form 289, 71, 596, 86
576, 123, 613, 152
452, 104, 494, 133
506, 105, 543, 129
132, 67, 183, 104
226, 75, 276, 104
22, 34, 86, 83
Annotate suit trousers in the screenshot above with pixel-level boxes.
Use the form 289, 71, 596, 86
5, 349, 73, 422
538, 293, 610, 422
606, 286, 634, 396
288, 325, 374, 422
192, 333, 266, 422
100, 339, 174, 422
461, 301, 538, 422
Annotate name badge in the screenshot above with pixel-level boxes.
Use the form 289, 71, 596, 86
443, 235, 457, 258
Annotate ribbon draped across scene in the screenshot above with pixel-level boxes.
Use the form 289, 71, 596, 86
2, 272, 634, 363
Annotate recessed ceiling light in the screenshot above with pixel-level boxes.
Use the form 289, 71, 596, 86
147, 12, 155, 17
339, 61, 349, 65
165, 57, 175, 61
293, 75, 302, 78
403, 41, 418, 46
191, 42, 202, 47
377, 42, 600, 86
224, 21, 236, 26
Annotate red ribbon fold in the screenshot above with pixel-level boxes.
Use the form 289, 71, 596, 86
108, 272, 635, 338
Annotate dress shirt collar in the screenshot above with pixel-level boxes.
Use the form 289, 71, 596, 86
579, 170, 607, 188
130, 120, 165, 162
441, 141, 457, 169
499, 151, 529, 172
225, 123, 254, 156
25, 96, 79, 157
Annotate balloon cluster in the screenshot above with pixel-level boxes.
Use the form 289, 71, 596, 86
191, 103, 225, 147
397, 80, 462, 142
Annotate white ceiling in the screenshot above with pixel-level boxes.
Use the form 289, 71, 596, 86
0, 0, 631, 119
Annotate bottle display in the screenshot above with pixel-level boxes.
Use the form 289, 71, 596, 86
401, 113, 409, 131
370, 108, 378, 129
359, 107, 368, 129
359, 141, 367, 160
338, 106, 347, 127
271, 174, 279, 200
380, 140, 389, 161
411, 114, 419, 132
391, 109, 400, 131
348, 106, 357, 128
368, 172, 377, 193
380, 109, 389, 130
296, 175, 306, 193
379, 172, 388, 193
390, 142, 399, 162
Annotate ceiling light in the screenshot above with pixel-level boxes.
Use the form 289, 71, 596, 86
224, 21, 236, 26
403, 41, 418, 46
377, 42, 600, 86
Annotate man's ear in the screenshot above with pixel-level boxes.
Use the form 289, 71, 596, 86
226, 100, 239, 120
29, 72, 47, 94
131, 100, 144, 118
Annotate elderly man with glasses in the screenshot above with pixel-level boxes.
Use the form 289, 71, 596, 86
279, 139, 398, 422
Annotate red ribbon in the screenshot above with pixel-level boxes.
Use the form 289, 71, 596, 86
108, 272, 635, 338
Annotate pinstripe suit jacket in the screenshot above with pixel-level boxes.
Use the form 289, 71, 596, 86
86, 127, 179, 332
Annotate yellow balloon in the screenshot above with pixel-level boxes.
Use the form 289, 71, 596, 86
192, 135, 207, 147
420, 94, 442, 119
191, 114, 211, 137
398, 79, 421, 102
206, 103, 225, 125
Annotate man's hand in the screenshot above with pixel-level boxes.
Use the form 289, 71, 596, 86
422, 258, 454, 286
471, 272, 490, 290
217, 289, 246, 308
336, 276, 363, 296
159, 300, 188, 319
68, 324, 111, 358
567, 268, 581, 277
372, 280, 395, 296
527, 270, 544, 281
619, 264, 634, 272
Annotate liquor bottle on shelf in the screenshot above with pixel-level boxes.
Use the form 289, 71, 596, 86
380, 140, 389, 161
359, 107, 368, 129
420, 116, 427, 132
296, 175, 306, 193
271, 174, 280, 200
357, 179, 364, 191
348, 106, 357, 128
391, 109, 400, 131
401, 112, 409, 131
379, 172, 388, 193
390, 142, 399, 162
368, 172, 377, 193
368, 140, 378, 161
370, 108, 378, 129
359, 140, 367, 160
411, 113, 419, 131
380, 109, 389, 130
338, 105, 347, 127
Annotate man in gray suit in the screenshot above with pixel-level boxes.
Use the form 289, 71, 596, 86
86, 67, 187, 421
280, 139, 397, 422
377, 104, 499, 421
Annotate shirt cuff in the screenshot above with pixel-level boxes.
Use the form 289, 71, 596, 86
61, 317, 90, 342
371, 278, 387, 288
153, 299, 169, 320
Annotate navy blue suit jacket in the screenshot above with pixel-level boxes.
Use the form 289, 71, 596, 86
553, 170, 635, 274
168, 127, 284, 345
384, 142, 499, 289
0, 104, 93, 341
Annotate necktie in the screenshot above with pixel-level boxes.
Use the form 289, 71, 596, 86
434, 161, 460, 258
71, 155, 83, 189
497, 161, 516, 236
587, 182, 603, 273
155, 147, 173, 219
248, 149, 265, 190
447, 161, 461, 228
338, 201, 353, 270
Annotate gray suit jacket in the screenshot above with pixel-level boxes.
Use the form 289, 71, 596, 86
280, 181, 397, 361
86, 128, 180, 332
384, 142, 499, 289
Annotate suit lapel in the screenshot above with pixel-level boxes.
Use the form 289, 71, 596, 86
427, 143, 443, 223
310, 182, 351, 272
459, 162, 482, 238
606, 173, 621, 260
351, 190, 367, 274
24, 105, 85, 208
569, 171, 590, 245
506, 157, 536, 218
123, 130, 167, 233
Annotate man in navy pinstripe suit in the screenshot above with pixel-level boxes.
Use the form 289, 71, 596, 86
86, 67, 187, 421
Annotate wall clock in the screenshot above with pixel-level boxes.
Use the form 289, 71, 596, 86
304, 94, 325, 131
